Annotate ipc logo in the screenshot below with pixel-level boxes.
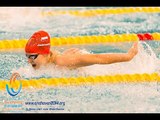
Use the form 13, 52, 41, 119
6, 73, 22, 96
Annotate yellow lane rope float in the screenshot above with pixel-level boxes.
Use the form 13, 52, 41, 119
0, 73, 160, 90
41, 7, 160, 17
0, 32, 159, 49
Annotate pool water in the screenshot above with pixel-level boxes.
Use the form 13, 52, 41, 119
1, 7, 160, 113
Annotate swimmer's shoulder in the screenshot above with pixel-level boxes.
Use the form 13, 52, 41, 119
50, 50, 62, 64
51, 50, 62, 57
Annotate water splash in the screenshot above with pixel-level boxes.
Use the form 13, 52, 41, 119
82, 42, 159, 76
0, 7, 43, 32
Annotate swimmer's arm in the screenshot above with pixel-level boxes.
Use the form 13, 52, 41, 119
77, 53, 133, 65
55, 42, 138, 67
78, 42, 138, 66
56, 53, 133, 67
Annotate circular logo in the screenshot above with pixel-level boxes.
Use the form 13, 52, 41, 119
6, 73, 22, 96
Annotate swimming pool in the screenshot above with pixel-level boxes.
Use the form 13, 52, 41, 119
1, 7, 160, 113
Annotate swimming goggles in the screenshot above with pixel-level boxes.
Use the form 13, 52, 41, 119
26, 54, 39, 60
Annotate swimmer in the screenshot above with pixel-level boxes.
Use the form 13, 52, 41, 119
23, 30, 138, 70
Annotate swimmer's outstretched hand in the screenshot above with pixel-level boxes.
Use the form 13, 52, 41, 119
127, 42, 138, 60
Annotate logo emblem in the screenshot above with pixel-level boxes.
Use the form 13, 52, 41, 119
41, 36, 48, 41
6, 73, 22, 96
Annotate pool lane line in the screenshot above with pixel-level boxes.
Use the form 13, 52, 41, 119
0, 32, 159, 50
0, 73, 160, 91
41, 7, 160, 17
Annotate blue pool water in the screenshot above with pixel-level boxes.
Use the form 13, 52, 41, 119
1, 7, 160, 113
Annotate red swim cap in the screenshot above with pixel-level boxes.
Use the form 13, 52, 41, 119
25, 30, 50, 54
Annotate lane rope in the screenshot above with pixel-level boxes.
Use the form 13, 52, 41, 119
0, 33, 159, 50
41, 7, 160, 17
0, 73, 160, 90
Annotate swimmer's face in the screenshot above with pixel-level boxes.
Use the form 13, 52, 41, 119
26, 53, 49, 69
